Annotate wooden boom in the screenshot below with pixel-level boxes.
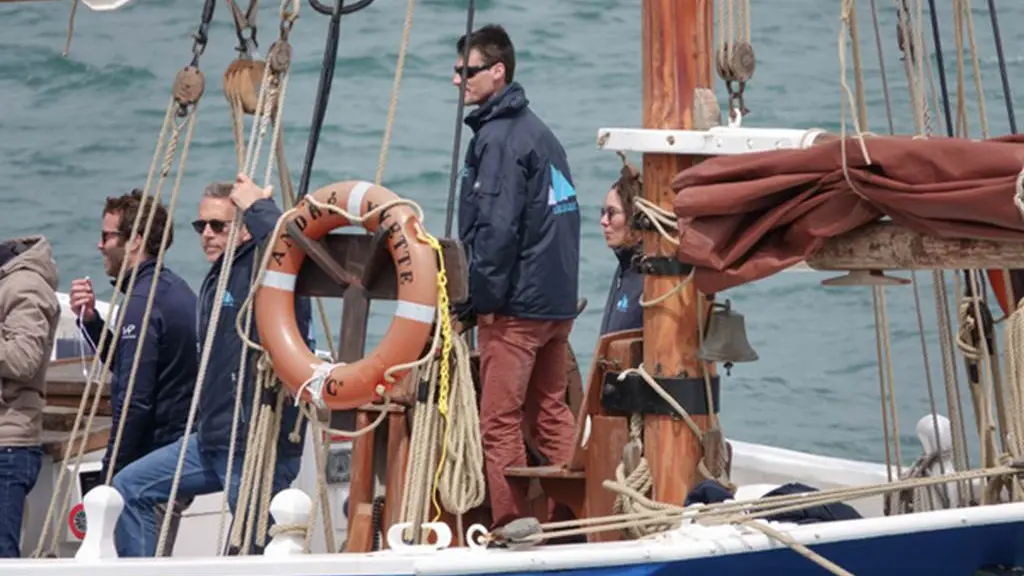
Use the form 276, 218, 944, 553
806, 222, 1024, 271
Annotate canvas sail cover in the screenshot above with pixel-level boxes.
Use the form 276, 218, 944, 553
670, 134, 1024, 294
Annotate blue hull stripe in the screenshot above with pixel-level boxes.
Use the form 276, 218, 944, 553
491, 520, 1024, 576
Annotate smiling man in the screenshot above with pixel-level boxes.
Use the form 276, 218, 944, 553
109, 175, 311, 557
452, 24, 581, 530
69, 190, 198, 482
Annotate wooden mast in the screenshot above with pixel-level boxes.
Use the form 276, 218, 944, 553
640, 0, 716, 502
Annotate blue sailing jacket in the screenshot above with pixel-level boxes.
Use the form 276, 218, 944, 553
458, 82, 581, 320
82, 259, 198, 478
599, 245, 644, 335
194, 198, 312, 459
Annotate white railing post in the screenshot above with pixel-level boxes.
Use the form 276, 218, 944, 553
74, 485, 124, 560
264, 489, 313, 557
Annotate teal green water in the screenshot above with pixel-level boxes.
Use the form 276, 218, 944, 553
1, 0, 1022, 463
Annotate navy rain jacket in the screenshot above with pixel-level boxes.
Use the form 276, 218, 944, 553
195, 198, 312, 459
458, 82, 581, 320
599, 245, 644, 335
82, 259, 199, 479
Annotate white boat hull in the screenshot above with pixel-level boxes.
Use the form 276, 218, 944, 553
26, 293, 1017, 574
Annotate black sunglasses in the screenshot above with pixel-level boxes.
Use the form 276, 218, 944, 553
454, 61, 496, 80
192, 219, 230, 234
599, 206, 623, 219
100, 230, 123, 244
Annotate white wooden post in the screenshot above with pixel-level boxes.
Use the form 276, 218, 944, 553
74, 485, 124, 560
264, 489, 312, 557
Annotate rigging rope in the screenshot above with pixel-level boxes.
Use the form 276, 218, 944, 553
62, 0, 79, 57
895, 5, 975, 480
31, 1, 217, 555
154, 0, 301, 557
443, 0, 476, 237
873, 2, 962, 502
984, 0, 1016, 134
480, 464, 1024, 574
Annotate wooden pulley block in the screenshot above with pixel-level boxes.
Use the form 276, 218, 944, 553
727, 42, 756, 83
267, 40, 293, 75
223, 59, 268, 116
172, 66, 205, 107
714, 48, 734, 82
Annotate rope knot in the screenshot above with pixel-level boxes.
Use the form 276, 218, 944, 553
268, 523, 308, 538
296, 361, 342, 409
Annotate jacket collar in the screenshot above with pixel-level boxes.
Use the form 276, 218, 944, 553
614, 244, 641, 271
110, 257, 156, 294
464, 82, 529, 132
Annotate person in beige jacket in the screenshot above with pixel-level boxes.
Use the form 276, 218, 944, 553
0, 235, 60, 558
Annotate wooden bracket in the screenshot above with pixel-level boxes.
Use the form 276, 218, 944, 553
291, 229, 469, 304
285, 221, 364, 290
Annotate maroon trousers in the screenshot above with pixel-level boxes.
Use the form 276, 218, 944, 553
477, 314, 575, 528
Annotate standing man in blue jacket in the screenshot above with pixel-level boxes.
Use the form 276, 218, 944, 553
69, 190, 198, 482
110, 175, 311, 557
452, 24, 581, 529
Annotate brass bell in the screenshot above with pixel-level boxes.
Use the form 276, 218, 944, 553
698, 299, 758, 368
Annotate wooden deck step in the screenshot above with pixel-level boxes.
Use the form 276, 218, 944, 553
42, 406, 83, 431
42, 417, 112, 461
504, 465, 585, 480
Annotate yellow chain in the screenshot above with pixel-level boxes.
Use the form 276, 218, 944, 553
417, 226, 453, 522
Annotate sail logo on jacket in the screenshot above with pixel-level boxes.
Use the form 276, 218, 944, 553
616, 294, 629, 312
547, 165, 578, 215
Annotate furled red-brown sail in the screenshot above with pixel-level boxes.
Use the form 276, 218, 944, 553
670, 134, 1024, 294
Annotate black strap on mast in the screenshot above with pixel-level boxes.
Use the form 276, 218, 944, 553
443, 0, 477, 237
985, 0, 1017, 134
294, 0, 376, 200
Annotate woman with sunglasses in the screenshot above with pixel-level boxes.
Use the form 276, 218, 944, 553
598, 156, 644, 335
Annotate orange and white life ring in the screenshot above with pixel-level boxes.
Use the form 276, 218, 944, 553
254, 180, 439, 410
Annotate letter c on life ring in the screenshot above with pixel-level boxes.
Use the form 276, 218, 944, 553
254, 180, 439, 410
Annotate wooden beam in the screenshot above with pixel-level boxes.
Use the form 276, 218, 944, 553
294, 233, 469, 304
285, 221, 364, 290
806, 221, 1024, 271
342, 411, 376, 552
640, 0, 715, 503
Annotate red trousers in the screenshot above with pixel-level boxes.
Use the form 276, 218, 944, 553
477, 314, 575, 528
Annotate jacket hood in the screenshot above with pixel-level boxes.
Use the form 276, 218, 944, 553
0, 235, 59, 290
465, 82, 529, 132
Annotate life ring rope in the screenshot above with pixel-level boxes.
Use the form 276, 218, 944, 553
236, 186, 452, 418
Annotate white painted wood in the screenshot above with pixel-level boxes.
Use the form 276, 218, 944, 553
596, 126, 826, 156
74, 486, 123, 560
